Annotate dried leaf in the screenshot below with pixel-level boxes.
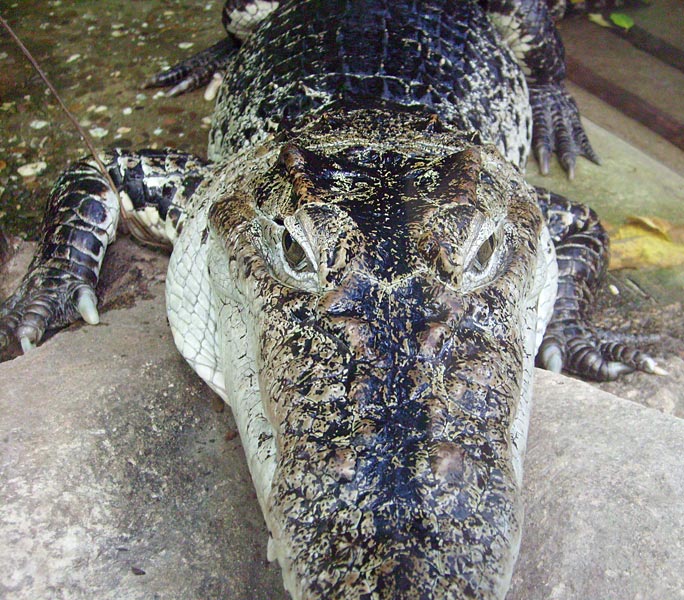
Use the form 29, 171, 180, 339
609, 215, 684, 270
588, 12, 613, 28
625, 215, 671, 240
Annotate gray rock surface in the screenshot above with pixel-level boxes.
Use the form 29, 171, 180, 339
0, 283, 283, 600
509, 371, 684, 600
1, 282, 683, 599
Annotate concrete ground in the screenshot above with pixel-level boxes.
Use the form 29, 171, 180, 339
1, 2, 683, 599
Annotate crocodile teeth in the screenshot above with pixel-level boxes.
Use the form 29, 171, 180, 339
77, 288, 100, 325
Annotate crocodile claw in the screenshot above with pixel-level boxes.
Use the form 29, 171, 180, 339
537, 146, 551, 176
529, 82, 600, 178
20, 336, 36, 354
77, 287, 100, 325
537, 322, 661, 382
636, 355, 668, 376
144, 37, 237, 98
560, 153, 576, 180
0, 267, 100, 360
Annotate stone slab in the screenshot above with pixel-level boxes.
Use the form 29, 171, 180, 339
510, 370, 684, 600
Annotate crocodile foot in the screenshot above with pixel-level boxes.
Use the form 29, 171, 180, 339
144, 37, 239, 98
537, 321, 666, 381
529, 82, 600, 179
0, 266, 99, 360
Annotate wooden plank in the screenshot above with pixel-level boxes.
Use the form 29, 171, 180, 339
614, 25, 684, 74
566, 56, 684, 152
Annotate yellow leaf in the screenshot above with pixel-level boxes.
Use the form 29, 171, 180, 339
588, 13, 613, 28
625, 215, 671, 240
609, 215, 684, 270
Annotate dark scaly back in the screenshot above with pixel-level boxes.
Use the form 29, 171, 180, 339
209, 0, 532, 168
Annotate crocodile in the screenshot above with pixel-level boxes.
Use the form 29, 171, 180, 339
0, 1, 660, 598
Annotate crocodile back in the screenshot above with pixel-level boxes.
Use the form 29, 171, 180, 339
209, 0, 531, 168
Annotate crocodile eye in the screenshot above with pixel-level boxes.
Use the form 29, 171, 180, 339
282, 230, 310, 271
470, 234, 496, 273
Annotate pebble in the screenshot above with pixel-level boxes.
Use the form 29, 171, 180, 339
18, 162, 47, 177
122, 107, 133, 115
89, 127, 109, 138
29, 120, 49, 130
178, 42, 194, 50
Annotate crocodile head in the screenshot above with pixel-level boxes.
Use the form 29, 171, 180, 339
205, 110, 556, 599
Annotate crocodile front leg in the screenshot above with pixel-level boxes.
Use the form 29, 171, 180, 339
107, 148, 208, 246
145, 0, 280, 97
0, 163, 118, 355
535, 187, 661, 380
482, 0, 600, 177
0, 149, 209, 359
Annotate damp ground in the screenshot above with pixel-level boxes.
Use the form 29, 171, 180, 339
0, 0, 219, 235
